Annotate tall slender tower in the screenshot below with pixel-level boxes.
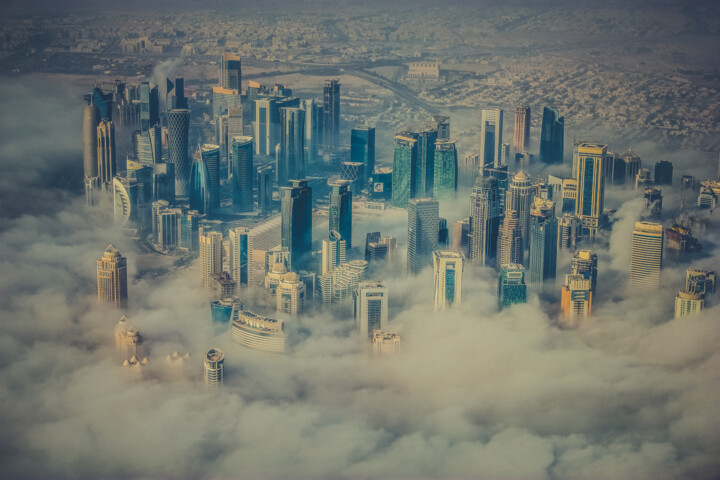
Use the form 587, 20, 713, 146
415, 128, 438, 198
83, 105, 101, 178
630, 221, 664, 294
497, 210, 523, 269
219, 53, 242, 91
407, 198, 439, 275
322, 79, 340, 149
350, 126, 375, 182
480, 108, 503, 168
253, 99, 278, 156
433, 139, 458, 198
281, 180, 312, 271
200, 232, 223, 289
329, 180, 352, 249
392, 133, 418, 207
231, 136, 254, 212
540, 107, 564, 164
97, 120, 116, 189
354, 281, 388, 339
528, 198, 557, 283
278, 107, 305, 186
167, 109, 191, 197
139, 82, 159, 131
204, 348, 224, 387
433, 250, 464, 312
506, 171, 535, 248
200, 144, 220, 210
189, 149, 211, 216
322, 231, 346, 275
575, 143, 607, 239
469, 175, 502, 266
303, 99, 322, 163
513, 106, 530, 152
228, 227, 252, 287
97, 244, 128, 309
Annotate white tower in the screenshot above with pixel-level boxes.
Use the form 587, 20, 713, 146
354, 281, 389, 339
433, 250, 464, 312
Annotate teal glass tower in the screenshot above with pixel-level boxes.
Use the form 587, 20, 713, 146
392, 133, 418, 207
407, 198, 439, 275
281, 180, 312, 271
351, 126, 375, 182
329, 181, 352, 249
278, 107, 305, 186
433, 139, 457, 198
199, 144, 220, 210
322, 79, 340, 149
231, 136, 254, 212
540, 107, 564, 164
498, 264, 527, 309
189, 152, 211, 215
415, 129, 438, 198
528, 198, 558, 283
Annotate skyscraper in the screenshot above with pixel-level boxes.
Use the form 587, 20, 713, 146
350, 126, 375, 182
685, 269, 715, 295
571, 249, 598, 292
135, 125, 162, 166
560, 274, 592, 327
139, 82, 159, 131
167, 109, 191, 197
165, 77, 187, 110
178, 210, 199, 251
506, 171, 535, 248
253, 98, 278, 156
654, 160, 673, 186
540, 107, 564, 164
354, 281, 388, 339
97, 120, 116, 189
97, 244, 128, 309
228, 227, 252, 287
642, 187, 663, 220
278, 107, 305, 185
575, 143, 607, 239
497, 210, 523, 269
200, 144, 220, 210
204, 348, 224, 387
320, 260, 368, 304
83, 105, 101, 179
276, 272, 305, 316
200, 232, 223, 289
433, 139, 458, 198
303, 99, 322, 163
281, 180, 312, 271
329, 180, 352, 249
528, 198, 557, 283
231, 136, 254, 212
322, 79, 340, 149
322, 231, 346, 275
469, 175, 502, 266
674, 291, 705, 319
557, 214, 582, 250
415, 128, 438, 198
433, 250, 464, 312
630, 221, 664, 294
407, 198, 439, 275
498, 264, 527, 309
392, 133, 418, 207
257, 164, 273, 212
219, 52, 242, 91
513, 106, 530, 152
480, 108, 503, 168
189, 149, 211, 216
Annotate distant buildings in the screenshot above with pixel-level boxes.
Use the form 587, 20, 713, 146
203, 348, 224, 387
83, 105, 101, 203
322, 79, 340, 149
497, 210, 523, 269
97, 244, 128, 309
539, 107, 564, 164
228, 227, 252, 287
642, 187, 662, 220
167, 109, 191, 197
433, 139, 458, 198
97, 120, 116, 189
654, 160, 673, 186
433, 250, 463, 312
407, 198, 439, 275
630, 222, 664, 294
278, 107, 305, 186
571, 250, 598, 292
506, 171, 534, 247
231, 136, 254, 212
354, 281, 388, 339
219, 52, 242, 91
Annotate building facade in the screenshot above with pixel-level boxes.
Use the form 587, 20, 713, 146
630, 221, 664, 294
97, 244, 128, 309
433, 250, 464, 312
407, 198, 439, 275
354, 281, 388, 339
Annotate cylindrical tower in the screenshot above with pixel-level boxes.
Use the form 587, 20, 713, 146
83, 105, 101, 178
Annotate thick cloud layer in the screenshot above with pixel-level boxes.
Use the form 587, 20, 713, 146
1, 74, 719, 480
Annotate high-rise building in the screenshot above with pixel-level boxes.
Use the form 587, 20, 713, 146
469, 175, 502, 266
498, 264, 527, 309
83, 105, 101, 178
513, 106, 530, 152
199, 145, 220, 210
257, 164, 273, 212
322, 79, 340, 149
392, 133, 418, 207
560, 274, 592, 327
372, 330, 401, 356
528, 198, 557, 283
91, 87, 113, 122
351, 126, 375, 182
557, 214, 582, 250
415, 128, 438, 198
231, 136, 254, 212
139, 82, 159, 131
433, 139, 458, 198
642, 187, 662, 220
281, 180, 312, 271
219, 53, 242, 91
157, 207, 179, 249
189, 149, 211, 216
365, 233, 395, 263
97, 120, 116, 189
84, 176, 101, 206
539, 107, 564, 164
453, 218, 470, 257
433, 250, 463, 312
674, 291, 705, 319
303, 99, 322, 163
685, 269, 715, 295
178, 210, 199, 251
97, 244, 128, 309
253, 98, 278, 156
200, 232, 223, 289
561, 179, 578, 213
135, 125, 162, 166
152, 162, 175, 204
115, 315, 146, 362
571, 249, 598, 292
322, 231, 346, 275
654, 160, 673, 186
480, 108, 503, 169
340, 161, 365, 195
635, 168, 653, 190
228, 227, 252, 287
506, 171, 535, 247
354, 281, 388, 339
438, 218, 449, 249
319, 260, 368, 304
630, 222, 664, 294
575, 143, 607, 239
276, 272, 305, 316
329, 181, 352, 249
665, 224, 701, 253
204, 348, 224, 387
407, 198, 439, 275
497, 210, 523, 269
167, 109, 191, 197
278, 107, 305, 185
165, 78, 187, 111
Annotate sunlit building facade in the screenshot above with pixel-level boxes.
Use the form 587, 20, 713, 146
97, 244, 128, 309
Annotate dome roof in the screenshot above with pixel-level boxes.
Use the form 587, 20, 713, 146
513, 170, 529, 181
271, 263, 288, 274
283, 272, 299, 282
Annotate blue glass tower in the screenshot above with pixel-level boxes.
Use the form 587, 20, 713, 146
200, 144, 220, 210
415, 129, 438, 198
351, 127, 375, 183
189, 153, 211, 215
179, 210, 200, 251
499, 264, 527, 309
166, 77, 187, 110
278, 107, 305, 186
281, 180, 312, 271
231, 136, 254, 212
433, 139, 458, 198
139, 82, 159, 131
91, 87, 113, 122
540, 107, 564, 164
329, 181, 352, 249
392, 133, 418, 207
528, 198, 558, 283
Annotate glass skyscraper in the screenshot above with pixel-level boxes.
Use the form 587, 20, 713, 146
575, 143, 607, 239
189, 151, 211, 216
231, 136, 254, 212
278, 107, 305, 186
540, 107, 564, 164
480, 108, 503, 168
167, 109, 191, 197
433, 250, 463, 312
219, 52, 242, 91
407, 198, 439, 275
392, 133, 418, 207
498, 264, 527, 309
329, 181, 352, 249
229, 227, 252, 287
200, 144, 220, 210
415, 128, 438, 198
433, 139, 457, 198
528, 198, 558, 283
281, 180, 312, 271
322, 79, 340, 149
350, 126, 375, 182
469, 175, 502, 267
139, 82, 159, 131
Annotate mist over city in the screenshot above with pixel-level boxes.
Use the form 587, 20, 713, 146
1, 1, 719, 479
